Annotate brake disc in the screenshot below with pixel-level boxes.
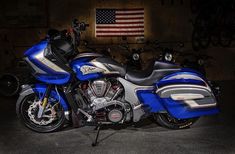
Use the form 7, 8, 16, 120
27, 100, 57, 126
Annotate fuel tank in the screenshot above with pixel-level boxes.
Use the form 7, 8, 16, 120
71, 53, 126, 81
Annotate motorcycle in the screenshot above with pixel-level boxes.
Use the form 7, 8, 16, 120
16, 19, 219, 146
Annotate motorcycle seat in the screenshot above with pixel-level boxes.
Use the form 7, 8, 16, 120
125, 61, 180, 86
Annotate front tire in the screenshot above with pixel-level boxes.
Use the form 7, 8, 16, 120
154, 113, 199, 129
16, 93, 66, 133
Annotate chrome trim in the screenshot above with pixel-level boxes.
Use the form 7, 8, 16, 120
64, 111, 70, 120
91, 60, 120, 74
77, 108, 93, 122
160, 87, 210, 98
133, 104, 143, 110
34, 50, 67, 73
163, 74, 204, 81
74, 53, 102, 59
156, 84, 212, 94
25, 57, 46, 74
184, 100, 217, 109
171, 93, 204, 100
111, 87, 123, 101
155, 69, 181, 71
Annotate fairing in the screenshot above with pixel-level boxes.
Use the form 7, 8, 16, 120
25, 40, 71, 85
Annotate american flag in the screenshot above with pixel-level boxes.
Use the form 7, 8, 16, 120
95, 8, 144, 37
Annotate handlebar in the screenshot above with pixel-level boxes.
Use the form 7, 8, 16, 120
46, 19, 89, 49
72, 19, 89, 32
70, 19, 89, 48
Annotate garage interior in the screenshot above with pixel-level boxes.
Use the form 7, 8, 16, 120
0, 0, 235, 153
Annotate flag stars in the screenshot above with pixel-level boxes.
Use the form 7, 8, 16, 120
96, 9, 116, 24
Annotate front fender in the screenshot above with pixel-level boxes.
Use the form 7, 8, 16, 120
17, 84, 69, 111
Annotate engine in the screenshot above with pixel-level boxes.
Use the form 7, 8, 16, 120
79, 78, 131, 123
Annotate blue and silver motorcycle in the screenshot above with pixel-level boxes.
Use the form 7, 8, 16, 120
16, 19, 219, 140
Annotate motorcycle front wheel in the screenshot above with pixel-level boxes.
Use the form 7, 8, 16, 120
154, 113, 199, 129
16, 93, 66, 133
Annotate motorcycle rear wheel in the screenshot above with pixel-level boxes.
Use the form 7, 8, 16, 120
16, 93, 65, 133
154, 113, 199, 129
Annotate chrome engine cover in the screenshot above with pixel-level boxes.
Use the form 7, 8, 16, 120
80, 78, 132, 123
91, 97, 108, 110
90, 79, 111, 97
87, 79, 124, 111
108, 109, 123, 123
91, 99, 124, 111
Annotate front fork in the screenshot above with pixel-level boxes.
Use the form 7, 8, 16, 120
37, 85, 53, 118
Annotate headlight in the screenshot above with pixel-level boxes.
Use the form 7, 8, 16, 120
132, 53, 140, 61
165, 53, 173, 62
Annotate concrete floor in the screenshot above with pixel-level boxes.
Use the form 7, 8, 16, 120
0, 81, 235, 154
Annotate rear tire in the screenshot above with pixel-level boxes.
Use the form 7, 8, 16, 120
154, 113, 199, 129
16, 93, 65, 133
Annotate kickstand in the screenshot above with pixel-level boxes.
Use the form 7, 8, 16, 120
92, 123, 102, 147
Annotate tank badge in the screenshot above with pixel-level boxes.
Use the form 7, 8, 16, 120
80, 65, 105, 75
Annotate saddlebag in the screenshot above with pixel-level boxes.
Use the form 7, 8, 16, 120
156, 84, 219, 119
154, 70, 219, 119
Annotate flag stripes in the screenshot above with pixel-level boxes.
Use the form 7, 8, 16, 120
96, 8, 144, 37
